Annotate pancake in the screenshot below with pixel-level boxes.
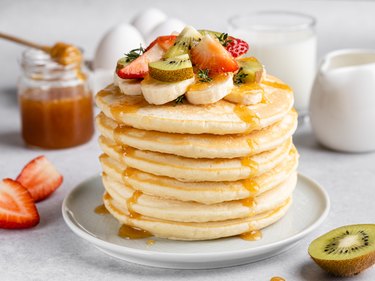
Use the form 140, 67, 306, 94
104, 192, 292, 240
99, 148, 298, 204
95, 75, 293, 135
98, 135, 293, 182
102, 172, 296, 223
96, 109, 297, 159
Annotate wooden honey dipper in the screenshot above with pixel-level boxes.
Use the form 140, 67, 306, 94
0, 32, 82, 65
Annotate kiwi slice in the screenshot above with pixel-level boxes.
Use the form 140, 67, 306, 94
234, 57, 264, 85
164, 26, 202, 58
198, 29, 221, 37
308, 224, 375, 277
116, 57, 128, 72
149, 54, 194, 82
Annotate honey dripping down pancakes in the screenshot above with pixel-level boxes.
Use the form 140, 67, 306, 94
95, 26, 299, 240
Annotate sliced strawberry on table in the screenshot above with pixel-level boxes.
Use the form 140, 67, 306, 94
16, 155, 63, 202
0, 178, 39, 229
225, 37, 249, 58
145, 35, 177, 51
191, 34, 239, 73
117, 43, 165, 79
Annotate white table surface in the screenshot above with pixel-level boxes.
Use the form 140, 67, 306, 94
1, 0, 375, 280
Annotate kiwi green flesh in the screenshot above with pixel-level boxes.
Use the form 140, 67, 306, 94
198, 30, 222, 37
164, 26, 202, 58
164, 40, 192, 58
116, 57, 128, 71
237, 58, 263, 83
149, 57, 193, 82
308, 224, 375, 277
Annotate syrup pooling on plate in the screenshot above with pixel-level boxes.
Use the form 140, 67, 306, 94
240, 229, 262, 241
118, 224, 152, 239
94, 204, 109, 215
146, 239, 155, 246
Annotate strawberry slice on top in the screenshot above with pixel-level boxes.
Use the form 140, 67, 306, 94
0, 178, 39, 229
225, 37, 249, 58
216, 32, 249, 58
191, 34, 239, 73
16, 156, 63, 202
145, 35, 177, 51
117, 38, 169, 79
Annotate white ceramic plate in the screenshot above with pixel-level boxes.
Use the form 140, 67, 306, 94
62, 173, 329, 269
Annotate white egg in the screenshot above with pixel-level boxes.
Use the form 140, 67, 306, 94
132, 8, 167, 37
93, 24, 145, 71
146, 18, 185, 44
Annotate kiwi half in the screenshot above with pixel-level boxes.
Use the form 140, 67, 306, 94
149, 54, 194, 82
308, 224, 375, 277
198, 29, 221, 37
234, 57, 264, 84
116, 57, 128, 72
164, 26, 202, 58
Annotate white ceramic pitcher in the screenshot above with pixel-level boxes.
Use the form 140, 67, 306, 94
310, 49, 375, 152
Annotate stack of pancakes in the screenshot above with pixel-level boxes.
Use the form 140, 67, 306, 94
95, 75, 298, 241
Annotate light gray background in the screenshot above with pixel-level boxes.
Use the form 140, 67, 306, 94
0, 0, 374, 280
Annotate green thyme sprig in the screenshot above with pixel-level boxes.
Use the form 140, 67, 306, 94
124, 45, 145, 63
197, 69, 212, 83
233, 67, 248, 85
216, 33, 232, 47
175, 95, 185, 104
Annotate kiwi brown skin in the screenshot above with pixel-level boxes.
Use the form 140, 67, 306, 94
149, 66, 193, 83
310, 252, 375, 277
308, 224, 375, 277
149, 54, 194, 82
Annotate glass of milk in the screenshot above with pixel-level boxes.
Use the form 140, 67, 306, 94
228, 11, 317, 116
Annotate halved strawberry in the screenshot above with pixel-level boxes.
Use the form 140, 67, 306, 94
191, 34, 239, 73
16, 156, 63, 202
0, 178, 39, 229
226, 37, 249, 58
117, 44, 165, 79
145, 35, 177, 51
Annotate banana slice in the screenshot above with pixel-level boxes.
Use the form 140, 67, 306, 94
186, 73, 233, 105
225, 69, 268, 105
113, 73, 142, 96
224, 83, 264, 105
141, 75, 195, 105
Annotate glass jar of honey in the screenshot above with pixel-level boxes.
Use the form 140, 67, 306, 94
18, 49, 94, 149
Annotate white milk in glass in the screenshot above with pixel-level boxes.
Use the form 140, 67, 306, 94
229, 12, 317, 114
